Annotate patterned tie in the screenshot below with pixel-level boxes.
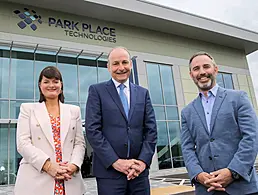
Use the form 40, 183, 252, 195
119, 84, 129, 118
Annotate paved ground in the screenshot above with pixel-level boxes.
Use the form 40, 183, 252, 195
0, 167, 192, 195
151, 186, 194, 195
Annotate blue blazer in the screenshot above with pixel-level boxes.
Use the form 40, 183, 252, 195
85, 79, 157, 178
181, 87, 258, 195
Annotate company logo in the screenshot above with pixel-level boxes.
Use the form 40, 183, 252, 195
13, 8, 42, 31
48, 18, 117, 43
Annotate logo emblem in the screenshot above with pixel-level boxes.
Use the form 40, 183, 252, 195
13, 8, 42, 31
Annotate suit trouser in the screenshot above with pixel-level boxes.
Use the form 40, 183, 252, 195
213, 192, 258, 195
212, 192, 228, 195
96, 175, 150, 195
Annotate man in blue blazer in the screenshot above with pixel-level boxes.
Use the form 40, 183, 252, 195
85, 47, 157, 195
181, 52, 258, 195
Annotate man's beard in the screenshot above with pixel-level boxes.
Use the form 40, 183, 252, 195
194, 74, 215, 91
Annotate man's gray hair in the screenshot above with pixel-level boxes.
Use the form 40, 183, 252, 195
189, 51, 217, 70
107, 46, 131, 65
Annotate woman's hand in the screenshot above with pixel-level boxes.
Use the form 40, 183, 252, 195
59, 162, 79, 177
43, 160, 71, 180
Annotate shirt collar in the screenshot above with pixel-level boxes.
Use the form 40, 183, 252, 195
199, 84, 219, 97
112, 78, 130, 89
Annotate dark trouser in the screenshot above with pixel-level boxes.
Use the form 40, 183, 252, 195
96, 176, 150, 195
213, 192, 258, 195
213, 192, 229, 195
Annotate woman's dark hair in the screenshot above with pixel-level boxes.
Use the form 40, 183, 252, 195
38, 66, 65, 103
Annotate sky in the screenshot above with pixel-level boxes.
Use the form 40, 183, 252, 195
147, 0, 258, 99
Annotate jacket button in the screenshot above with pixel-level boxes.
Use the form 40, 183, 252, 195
127, 127, 130, 130
124, 143, 128, 148
210, 138, 215, 142
209, 156, 212, 160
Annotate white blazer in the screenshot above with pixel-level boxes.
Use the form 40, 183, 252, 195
14, 102, 86, 195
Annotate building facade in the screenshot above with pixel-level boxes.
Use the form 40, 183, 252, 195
0, 0, 258, 185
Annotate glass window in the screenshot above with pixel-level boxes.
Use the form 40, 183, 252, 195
171, 143, 184, 168
153, 106, 165, 121
36, 53, 56, 63
146, 63, 163, 105
79, 59, 97, 103
223, 73, 234, 89
10, 100, 31, 119
166, 106, 179, 121
0, 101, 9, 119
132, 58, 139, 85
98, 61, 110, 83
66, 102, 79, 106
57, 56, 78, 102
168, 121, 180, 142
0, 123, 21, 185
146, 63, 182, 169
160, 66, 177, 105
9, 124, 19, 184
216, 73, 224, 87
217, 72, 234, 89
157, 121, 172, 169
0, 50, 10, 99
10, 51, 34, 100
168, 122, 184, 168
80, 103, 86, 121
98, 67, 110, 83
0, 124, 8, 185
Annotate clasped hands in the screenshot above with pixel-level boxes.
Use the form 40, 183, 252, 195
112, 159, 146, 180
197, 168, 234, 192
43, 160, 78, 181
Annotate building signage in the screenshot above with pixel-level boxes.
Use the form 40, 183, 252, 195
13, 8, 42, 31
48, 18, 116, 43
13, 8, 117, 43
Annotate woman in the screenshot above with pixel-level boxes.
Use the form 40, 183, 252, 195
14, 66, 86, 195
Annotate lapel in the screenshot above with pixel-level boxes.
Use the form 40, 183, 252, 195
128, 82, 138, 122
60, 102, 71, 146
193, 95, 209, 135
210, 87, 227, 134
33, 102, 55, 150
106, 79, 127, 121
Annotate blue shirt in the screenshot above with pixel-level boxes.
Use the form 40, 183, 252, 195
199, 84, 219, 133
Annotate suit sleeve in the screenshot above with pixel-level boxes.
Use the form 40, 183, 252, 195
17, 103, 50, 172
85, 85, 119, 169
227, 92, 258, 182
70, 106, 86, 169
180, 111, 203, 182
137, 90, 157, 167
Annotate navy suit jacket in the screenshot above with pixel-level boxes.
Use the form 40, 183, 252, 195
85, 79, 157, 178
181, 87, 258, 195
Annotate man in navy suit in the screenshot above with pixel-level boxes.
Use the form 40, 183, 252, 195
85, 47, 157, 195
181, 52, 258, 195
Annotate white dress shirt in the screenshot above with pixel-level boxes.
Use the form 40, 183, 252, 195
112, 78, 130, 107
